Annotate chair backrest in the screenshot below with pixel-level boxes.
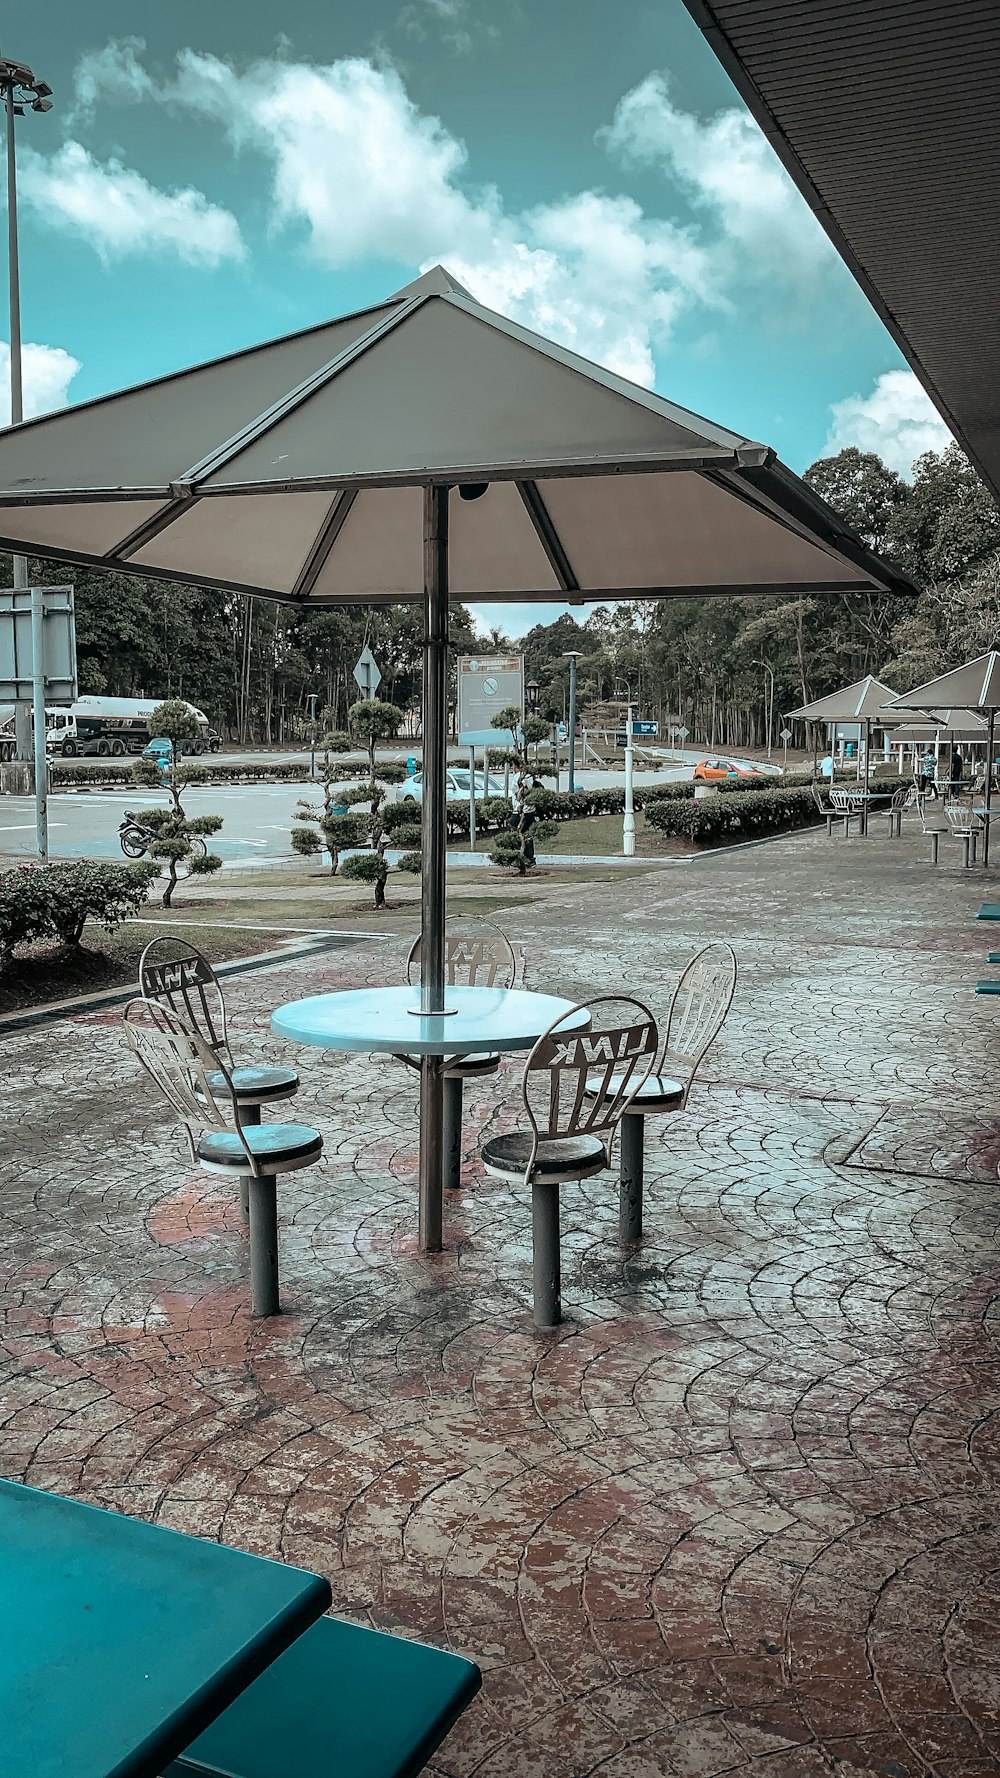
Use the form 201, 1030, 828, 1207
890, 786, 911, 811
811, 783, 831, 814
138, 936, 230, 1060
661, 943, 737, 1085
521, 995, 657, 1149
122, 999, 252, 1168
946, 804, 979, 833
830, 787, 856, 810
406, 918, 519, 990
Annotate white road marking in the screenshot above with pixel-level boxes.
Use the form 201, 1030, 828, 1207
0, 822, 67, 831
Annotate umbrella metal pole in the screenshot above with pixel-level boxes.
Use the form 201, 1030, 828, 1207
985, 709, 995, 869
418, 482, 450, 1252
863, 717, 871, 835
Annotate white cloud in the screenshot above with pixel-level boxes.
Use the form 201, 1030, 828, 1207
823, 370, 952, 477
396, 0, 503, 55
0, 341, 81, 426
71, 37, 154, 120
69, 44, 834, 384
602, 72, 834, 293
19, 140, 245, 268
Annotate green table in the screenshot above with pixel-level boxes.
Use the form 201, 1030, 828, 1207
977, 903, 1000, 919
0, 1478, 331, 1778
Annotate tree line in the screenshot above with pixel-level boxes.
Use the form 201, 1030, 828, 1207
4, 441, 998, 749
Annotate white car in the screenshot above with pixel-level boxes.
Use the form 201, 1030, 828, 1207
397, 769, 506, 804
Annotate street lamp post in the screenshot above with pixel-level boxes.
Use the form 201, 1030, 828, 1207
564, 650, 582, 793
1, 56, 52, 863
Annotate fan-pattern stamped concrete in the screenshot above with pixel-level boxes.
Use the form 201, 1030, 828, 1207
2, 824, 999, 1777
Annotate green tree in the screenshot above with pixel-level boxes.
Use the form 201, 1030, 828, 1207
132, 700, 223, 908
340, 850, 389, 909
347, 699, 404, 779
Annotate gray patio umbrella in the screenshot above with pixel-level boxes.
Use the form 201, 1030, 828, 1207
885, 654, 1000, 864
787, 675, 898, 827
0, 265, 916, 1246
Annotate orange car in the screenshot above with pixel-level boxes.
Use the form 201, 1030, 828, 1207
692, 757, 756, 781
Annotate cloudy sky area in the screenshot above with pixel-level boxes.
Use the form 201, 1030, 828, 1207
7, 0, 952, 634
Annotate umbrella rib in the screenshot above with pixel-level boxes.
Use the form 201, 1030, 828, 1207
290, 490, 357, 600
516, 481, 579, 592
174, 296, 428, 491
112, 495, 198, 562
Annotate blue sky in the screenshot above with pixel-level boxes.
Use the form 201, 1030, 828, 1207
5, 0, 951, 634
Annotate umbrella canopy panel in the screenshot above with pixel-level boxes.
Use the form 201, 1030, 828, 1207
0, 267, 915, 607
787, 675, 898, 724
883, 653, 1000, 714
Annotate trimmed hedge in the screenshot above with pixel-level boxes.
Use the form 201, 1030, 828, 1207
645, 778, 902, 844
0, 859, 158, 962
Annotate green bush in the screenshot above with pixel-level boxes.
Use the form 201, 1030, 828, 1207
0, 859, 157, 963
390, 822, 422, 849
340, 850, 389, 908
396, 851, 421, 875
646, 784, 828, 844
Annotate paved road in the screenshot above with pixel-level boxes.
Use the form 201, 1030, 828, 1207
0, 760, 703, 864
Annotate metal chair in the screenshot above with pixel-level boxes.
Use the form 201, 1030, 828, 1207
402, 920, 519, 1191
598, 944, 737, 1244
140, 937, 299, 1216
480, 995, 657, 1327
885, 784, 912, 837
946, 802, 982, 866
124, 999, 322, 1318
811, 782, 837, 838
830, 786, 862, 835
918, 799, 948, 864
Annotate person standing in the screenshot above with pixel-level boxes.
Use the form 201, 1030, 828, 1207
919, 746, 939, 798
950, 745, 963, 794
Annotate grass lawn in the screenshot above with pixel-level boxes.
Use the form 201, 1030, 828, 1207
0, 919, 298, 1017
162, 858, 659, 931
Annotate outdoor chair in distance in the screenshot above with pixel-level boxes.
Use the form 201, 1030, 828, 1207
165, 1612, 481, 1778
885, 784, 912, 838
123, 999, 322, 1317
830, 786, 863, 836
140, 935, 299, 1213
811, 781, 838, 838
401, 919, 519, 1191
946, 802, 983, 867
588, 944, 737, 1245
480, 995, 658, 1327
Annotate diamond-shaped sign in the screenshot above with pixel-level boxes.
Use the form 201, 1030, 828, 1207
353, 645, 381, 699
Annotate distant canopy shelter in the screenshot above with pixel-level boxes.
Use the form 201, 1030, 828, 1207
0, 264, 917, 1245
885, 654, 1000, 865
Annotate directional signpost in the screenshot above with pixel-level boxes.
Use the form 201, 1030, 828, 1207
780, 725, 793, 771
0, 584, 77, 862
353, 645, 381, 701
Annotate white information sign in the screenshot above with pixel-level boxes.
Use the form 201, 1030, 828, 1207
0, 586, 77, 703
458, 654, 523, 746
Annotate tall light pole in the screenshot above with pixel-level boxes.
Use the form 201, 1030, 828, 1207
755, 658, 775, 759
564, 650, 581, 792
2, 55, 52, 861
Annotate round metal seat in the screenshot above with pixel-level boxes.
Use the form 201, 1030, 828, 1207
593, 1072, 686, 1114
204, 1064, 300, 1105
197, 1123, 322, 1173
481, 1129, 608, 1183
443, 1052, 500, 1079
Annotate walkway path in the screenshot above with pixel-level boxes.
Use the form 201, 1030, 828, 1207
2, 822, 999, 1778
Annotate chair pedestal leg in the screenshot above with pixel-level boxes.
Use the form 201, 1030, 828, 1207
247, 1174, 280, 1317
930, 831, 939, 865
443, 1075, 464, 1192
532, 1181, 561, 1328
237, 1104, 260, 1223
619, 1115, 645, 1242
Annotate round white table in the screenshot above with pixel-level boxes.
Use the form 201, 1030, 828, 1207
272, 985, 585, 1249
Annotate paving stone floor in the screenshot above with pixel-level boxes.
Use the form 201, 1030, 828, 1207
3, 823, 1000, 1777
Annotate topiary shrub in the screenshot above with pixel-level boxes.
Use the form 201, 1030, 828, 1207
340, 850, 389, 909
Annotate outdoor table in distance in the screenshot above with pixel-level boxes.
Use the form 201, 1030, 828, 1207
271, 985, 587, 1249
0, 1476, 330, 1778
976, 905, 1000, 919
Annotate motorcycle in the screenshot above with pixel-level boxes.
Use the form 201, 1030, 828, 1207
118, 812, 206, 862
